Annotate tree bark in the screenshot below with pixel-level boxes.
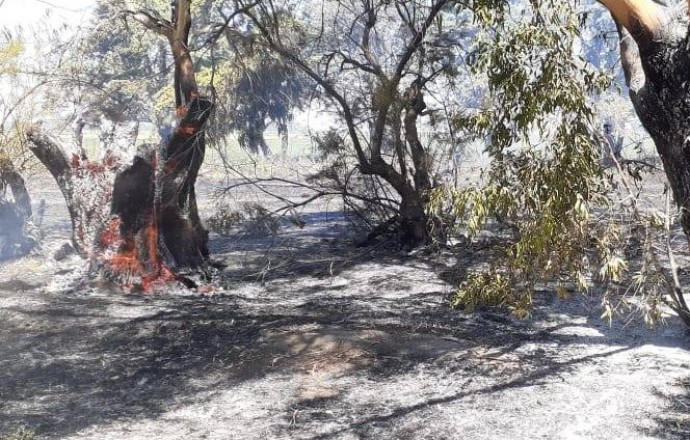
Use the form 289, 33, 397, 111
24, 129, 89, 255
402, 81, 432, 192
599, 0, 662, 40
27, 0, 212, 289
155, 97, 211, 267
599, 1, 690, 238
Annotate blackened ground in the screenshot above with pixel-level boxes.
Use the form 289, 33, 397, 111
0, 169, 689, 440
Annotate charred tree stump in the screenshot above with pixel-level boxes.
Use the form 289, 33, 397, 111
25, 0, 216, 289
26, 97, 213, 289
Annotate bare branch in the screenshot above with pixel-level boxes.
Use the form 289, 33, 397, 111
360, 0, 384, 77
394, 0, 449, 79
240, 4, 370, 168
203, 0, 262, 47
331, 50, 379, 74
121, 9, 173, 38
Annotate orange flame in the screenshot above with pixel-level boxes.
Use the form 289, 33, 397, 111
99, 215, 178, 292
177, 124, 197, 136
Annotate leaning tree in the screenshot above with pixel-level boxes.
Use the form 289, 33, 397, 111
237, 0, 470, 247
27, 0, 212, 289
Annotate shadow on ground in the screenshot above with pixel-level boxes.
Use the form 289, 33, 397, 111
1, 221, 689, 439
649, 376, 690, 440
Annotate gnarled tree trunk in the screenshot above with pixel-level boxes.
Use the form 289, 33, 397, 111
26, 0, 211, 289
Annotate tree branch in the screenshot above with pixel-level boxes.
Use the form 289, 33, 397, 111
121, 9, 173, 38
394, 0, 449, 79
360, 0, 384, 77
598, 0, 662, 43
203, 1, 262, 48
240, 4, 370, 168
369, 0, 448, 176
25, 125, 85, 255
616, 23, 645, 102
170, 0, 198, 108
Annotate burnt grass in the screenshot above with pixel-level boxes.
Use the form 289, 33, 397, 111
1, 170, 690, 439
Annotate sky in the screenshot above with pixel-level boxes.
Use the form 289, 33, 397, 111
0, 0, 94, 29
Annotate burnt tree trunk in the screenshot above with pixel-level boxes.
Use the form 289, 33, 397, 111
26, 0, 212, 288
155, 98, 211, 267
27, 97, 211, 286
606, 3, 690, 237
0, 153, 34, 260
598, 0, 690, 325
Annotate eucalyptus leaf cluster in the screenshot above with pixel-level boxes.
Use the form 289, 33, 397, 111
431, 0, 618, 318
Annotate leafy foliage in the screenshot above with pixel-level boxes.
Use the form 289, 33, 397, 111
71, 0, 309, 155
428, 0, 690, 328
0, 39, 37, 174
430, 0, 614, 317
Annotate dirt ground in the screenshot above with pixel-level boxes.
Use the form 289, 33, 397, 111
1, 170, 690, 440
